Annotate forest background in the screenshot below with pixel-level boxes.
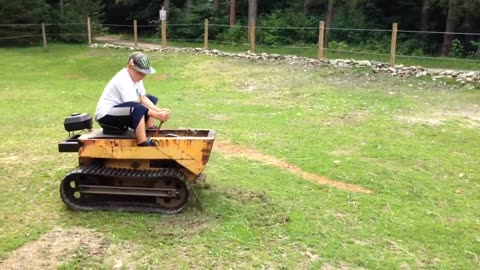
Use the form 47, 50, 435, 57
1, 0, 480, 59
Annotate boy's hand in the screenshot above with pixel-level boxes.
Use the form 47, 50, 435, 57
156, 109, 170, 121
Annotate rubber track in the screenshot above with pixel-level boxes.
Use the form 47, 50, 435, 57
60, 165, 190, 214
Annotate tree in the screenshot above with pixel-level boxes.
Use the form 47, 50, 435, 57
324, 0, 334, 46
441, 0, 460, 56
185, 0, 193, 11
230, 0, 236, 26
420, 0, 431, 35
0, 0, 50, 46
53, 0, 103, 43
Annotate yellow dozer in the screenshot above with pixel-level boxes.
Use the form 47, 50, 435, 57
58, 113, 216, 214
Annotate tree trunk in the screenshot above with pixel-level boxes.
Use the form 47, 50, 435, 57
213, 0, 219, 11
441, 0, 459, 56
324, 0, 335, 47
420, 0, 430, 39
304, 0, 313, 14
185, 0, 193, 11
230, 0, 236, 26
60, 0, 64, 19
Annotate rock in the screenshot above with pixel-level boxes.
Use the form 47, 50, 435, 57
91, 42, 479, 84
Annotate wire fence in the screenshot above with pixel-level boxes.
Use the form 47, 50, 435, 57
1, 19, 480, 68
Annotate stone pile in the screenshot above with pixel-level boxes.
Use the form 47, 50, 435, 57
90, 43, 479, 85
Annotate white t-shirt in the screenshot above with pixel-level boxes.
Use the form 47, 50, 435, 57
95, 68, 146, 120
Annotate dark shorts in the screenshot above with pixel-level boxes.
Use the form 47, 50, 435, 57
97, 94, 158, 130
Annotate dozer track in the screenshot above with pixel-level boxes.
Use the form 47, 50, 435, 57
60, 165, 190, 214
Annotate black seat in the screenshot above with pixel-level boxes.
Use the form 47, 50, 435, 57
98, 122, 128, 135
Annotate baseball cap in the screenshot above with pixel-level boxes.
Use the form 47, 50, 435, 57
128, 52, 156, 74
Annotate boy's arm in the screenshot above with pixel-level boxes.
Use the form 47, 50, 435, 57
140, 95, 170, 113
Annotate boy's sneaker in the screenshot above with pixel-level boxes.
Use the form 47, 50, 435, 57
138, 137, 156, 146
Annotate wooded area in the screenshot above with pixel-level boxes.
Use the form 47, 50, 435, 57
1, 0, 480, 58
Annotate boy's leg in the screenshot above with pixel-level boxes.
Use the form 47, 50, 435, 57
146, 116, 155, 129
135, 116, 147, 144
145, 94, 158, 129
113, 102, 151, 145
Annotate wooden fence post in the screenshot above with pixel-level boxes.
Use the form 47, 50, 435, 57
161, 20, 167, 48
41, 23, 47, 50
249, 18, 256, 53
390, 23, 398, 67
87, 17, 92, 46
204, 19, 209, 49
133, 19, 138, 47
318, 21, 325, 59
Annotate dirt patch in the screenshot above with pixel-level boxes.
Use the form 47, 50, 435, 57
0, 154, 20, 165
0, 227, 108, 270
215, 140, 373, 194
150, 73, 168, 81
102, 242, 145, 270
396, 105, 480, 128
207, 113, 231, 121
320, 262, 366, 270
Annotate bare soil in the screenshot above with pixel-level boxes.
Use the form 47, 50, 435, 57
0, 227, 108, 270
395, 105, 480, 127
215, 140, 373, 194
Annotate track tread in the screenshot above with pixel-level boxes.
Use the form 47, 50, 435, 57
60, 166, 190, 214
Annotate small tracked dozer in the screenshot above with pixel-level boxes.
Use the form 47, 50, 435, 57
58, 113, 215, 214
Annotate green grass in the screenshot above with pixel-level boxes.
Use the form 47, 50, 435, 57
0, 44, 479, 269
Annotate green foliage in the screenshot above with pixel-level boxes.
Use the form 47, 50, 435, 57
397, 38, 427, 56
50, 0, 104, 43
468, 40, 480, 59
167, 3, 214, 41
327, 40, 349, 51
0, 0, 50, 46
217, 22, 248, 44
449, 38, 464, 58
257, 8, 318, 46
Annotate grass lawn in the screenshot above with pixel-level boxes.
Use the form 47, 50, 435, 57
0, 44, 479, 269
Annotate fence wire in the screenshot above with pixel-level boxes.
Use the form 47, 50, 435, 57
2, 22, 480, 66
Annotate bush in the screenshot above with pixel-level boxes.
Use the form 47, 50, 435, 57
0, 0, 50, 46
218, 22, 248, 44
449, 39, 464, 58
256, 8, 317, 46
47, 0, 103, 43
468, 40, 480, 59
328, 40, 349, 51
397, 38, 427, 56
167, 4, 214, 41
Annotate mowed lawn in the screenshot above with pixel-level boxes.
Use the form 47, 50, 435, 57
0, 44, 479, 269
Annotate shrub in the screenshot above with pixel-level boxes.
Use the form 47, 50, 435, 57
256, 8, 317, 46
0, 0, 50, 46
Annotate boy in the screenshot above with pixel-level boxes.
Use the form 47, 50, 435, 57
95, 52, 170, 146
